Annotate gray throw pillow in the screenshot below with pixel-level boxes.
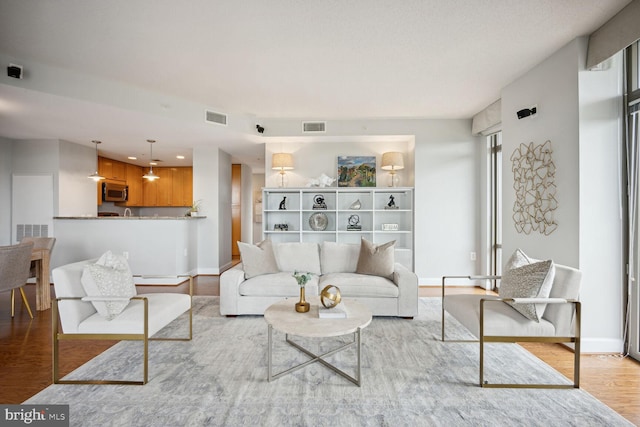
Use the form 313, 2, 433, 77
499, 260, 555, 322
355, 238, 395, 279
238, 240, 279, 279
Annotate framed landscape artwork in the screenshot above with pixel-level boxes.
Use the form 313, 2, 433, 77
337, 156, 376, 187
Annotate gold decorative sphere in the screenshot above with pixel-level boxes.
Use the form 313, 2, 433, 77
320, 285, 342, 308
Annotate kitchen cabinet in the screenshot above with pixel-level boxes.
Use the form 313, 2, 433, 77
142, 167, 193, 207
171, 167, 193, 207
122, 164, 144, 206
98, 157, 126, 182
96, 156, 192, 207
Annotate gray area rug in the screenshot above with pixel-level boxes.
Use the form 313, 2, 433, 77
26, 297, 632, 426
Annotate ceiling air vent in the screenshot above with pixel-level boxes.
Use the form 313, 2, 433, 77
205, 110, 228, 126
302, 121, 326, 133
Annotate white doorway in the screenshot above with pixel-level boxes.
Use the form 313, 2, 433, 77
11, 174, 54, 243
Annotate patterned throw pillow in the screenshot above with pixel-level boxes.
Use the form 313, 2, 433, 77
355, 238, 395, 279
499, 260, 555, 322
80, 251, 137, 320
238, 240, 279, 279
503, 248, 532, 271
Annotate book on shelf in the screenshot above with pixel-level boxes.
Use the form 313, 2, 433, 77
318, 304, 347, 319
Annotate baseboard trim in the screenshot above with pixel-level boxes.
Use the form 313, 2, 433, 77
197, 267, 221, 275
580, 337, 624, 354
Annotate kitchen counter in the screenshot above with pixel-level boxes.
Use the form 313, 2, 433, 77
55, 216, 206, 220
52, 217, 202, 283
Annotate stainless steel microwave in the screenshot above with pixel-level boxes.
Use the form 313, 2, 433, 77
102, 182, 128, 202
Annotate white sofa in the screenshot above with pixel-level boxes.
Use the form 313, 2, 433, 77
220, 241, 418, 317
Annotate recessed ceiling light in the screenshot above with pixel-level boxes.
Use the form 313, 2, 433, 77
150, 162, 158, 166
176, 155, 185, 160
128, 156, 137, 160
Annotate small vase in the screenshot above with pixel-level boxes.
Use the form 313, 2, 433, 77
295, 286, 310, 313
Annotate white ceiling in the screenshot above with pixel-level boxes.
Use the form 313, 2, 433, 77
0, 0, 631, 170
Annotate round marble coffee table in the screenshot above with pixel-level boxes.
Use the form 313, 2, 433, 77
264, 296, 372, 386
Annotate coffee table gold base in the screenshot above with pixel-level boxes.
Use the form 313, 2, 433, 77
267, 324, 362, 386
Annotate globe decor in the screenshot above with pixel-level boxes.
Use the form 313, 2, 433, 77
293, 271, 312, 313
320, 285, 342, 309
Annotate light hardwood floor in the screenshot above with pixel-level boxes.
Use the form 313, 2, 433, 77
0, 280, 638, 425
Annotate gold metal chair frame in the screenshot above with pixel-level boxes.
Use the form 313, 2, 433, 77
52, 275, 193, 386
441, 275, 581, 389
11, 288, 34, 319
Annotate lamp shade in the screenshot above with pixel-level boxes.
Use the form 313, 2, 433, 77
272, 153, 294, 170
381, 152, 404, 170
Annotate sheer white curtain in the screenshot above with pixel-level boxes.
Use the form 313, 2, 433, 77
627, 101, 640, 359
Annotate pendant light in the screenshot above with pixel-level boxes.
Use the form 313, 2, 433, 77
143, 139, 159, 181
88, 140, 105, 181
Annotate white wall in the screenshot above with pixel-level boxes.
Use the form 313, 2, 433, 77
501, 37, 624, 352
218, 150, 232, 270
502, 41, 581, 266
414, 121, 483, 283
578, 44, 625, 352
193, 147, 221, 274
0, 137, 12, 244
58, 140, 98, 216
264, 139, 414, 188
259, 118, 480, 283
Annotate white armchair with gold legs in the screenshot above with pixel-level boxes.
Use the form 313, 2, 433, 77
51, 254, 193, 385
441, 250, 582, 389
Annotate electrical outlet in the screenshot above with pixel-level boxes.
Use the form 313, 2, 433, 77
123, 251, 129, 259
470, 252, 476, 261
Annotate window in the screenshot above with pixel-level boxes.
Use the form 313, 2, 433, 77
488, 132, 502, 289
625, 41, 640, 361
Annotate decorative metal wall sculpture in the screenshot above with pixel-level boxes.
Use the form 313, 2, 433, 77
511, 140, 558, 235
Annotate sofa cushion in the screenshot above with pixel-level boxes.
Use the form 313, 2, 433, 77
238, 240, 279, 279
77, 293, 191, 336
444, 294, 556, 338
499, 260, 555, 322
320, 242, 360, 274
239, 272, 319, 297
356, 238, 395, 279
80, 251, 136, 320
320, 273, 399, 298
273, 242, 321, 275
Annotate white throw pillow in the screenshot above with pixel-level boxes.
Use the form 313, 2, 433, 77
503, 248, 532, 271
320, 242, 360, 274
499, 260, 555, 322
273, 242, 321, 275
80, 251, 136, 320
238, 240, 279, 279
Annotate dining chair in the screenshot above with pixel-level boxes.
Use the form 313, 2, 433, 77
0, 242, 35, 318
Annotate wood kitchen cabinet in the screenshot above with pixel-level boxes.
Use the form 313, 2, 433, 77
98, 157, 126, 182
171, 167, 193, 207
96, 157, 192, 207
122, 163, 144, 206
142, 167, 192, 207
155, 168, 173, 206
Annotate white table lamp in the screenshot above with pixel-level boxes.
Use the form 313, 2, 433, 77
272, 153, 294, 187
381, 152, 404, 187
